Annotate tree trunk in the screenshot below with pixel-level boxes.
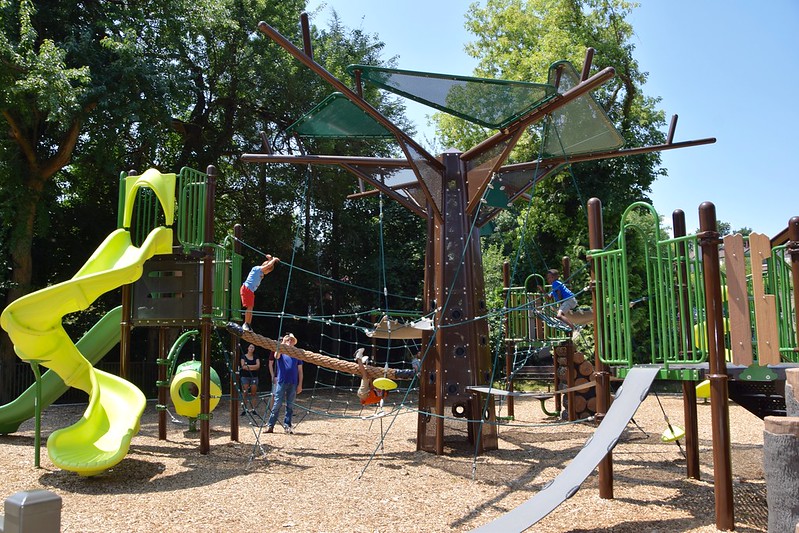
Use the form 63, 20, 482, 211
764, 417, 799, 533
0, 185, 41, 404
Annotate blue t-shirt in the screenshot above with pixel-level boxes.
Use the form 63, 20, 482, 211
243, 265, 265, 292
549, 279, 574, 302
275, 354, 302, 385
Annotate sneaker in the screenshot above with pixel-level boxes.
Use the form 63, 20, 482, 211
283, 424, 294, 434
354, 348, 365, 361
265, 425, 274, 433
243, 323, 252, 332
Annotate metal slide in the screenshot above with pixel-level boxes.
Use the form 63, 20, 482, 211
472, 366, 661, 532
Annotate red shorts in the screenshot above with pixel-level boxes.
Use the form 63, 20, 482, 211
240, 286, 255, 308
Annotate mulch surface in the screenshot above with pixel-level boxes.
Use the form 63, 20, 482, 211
0, 389, 770, 532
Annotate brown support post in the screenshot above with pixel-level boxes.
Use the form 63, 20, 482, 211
698, 202, 734, 530
503, 261, 514, 418
673, 209, 700, 480
230, 223, 243, 441
199, 165, 217, 455
158, 326, 168, 440
561, 257, 577, 421
788, 217, 799, 349
120, 285, 132, 380
300, 13, 313, 59
588, 197, 613, 499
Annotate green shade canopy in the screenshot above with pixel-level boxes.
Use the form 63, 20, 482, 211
541, 61, 624, 157
347, 64, 556, 129
285, 92, 394, 138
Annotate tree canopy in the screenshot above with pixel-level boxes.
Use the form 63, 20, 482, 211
1, 0, 684, 402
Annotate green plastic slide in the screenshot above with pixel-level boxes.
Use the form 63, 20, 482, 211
0, 167, 178, 476
0, 306, 122, 435
1, 226, 173, 475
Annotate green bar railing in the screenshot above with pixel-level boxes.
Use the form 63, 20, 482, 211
177, 167, 207, 250
772, 244, 798, 362
505, 289, 530, 341
653, 233, 708, 365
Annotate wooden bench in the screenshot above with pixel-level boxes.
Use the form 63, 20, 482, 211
513, 365, 555, 385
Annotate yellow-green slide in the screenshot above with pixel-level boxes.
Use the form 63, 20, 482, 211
1, 167, 178, 476
0, 305, 122, 435
1, 226, 173, 475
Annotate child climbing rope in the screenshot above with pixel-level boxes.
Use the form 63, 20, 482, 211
354, 348, 390, 406
546, 268, 578, 331
240, 254, 280, 331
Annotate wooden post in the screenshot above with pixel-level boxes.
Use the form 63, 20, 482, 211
786, 368, 798, 418
673, 209, 700, 480
698, 202, 734, 530
588, 197, 613, 499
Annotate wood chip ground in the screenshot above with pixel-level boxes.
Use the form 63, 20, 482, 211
0, 391, 769, 532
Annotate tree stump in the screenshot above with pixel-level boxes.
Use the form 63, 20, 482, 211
786, 368, 798, 417
763, 416, 799, 533
554, 345, 595, 420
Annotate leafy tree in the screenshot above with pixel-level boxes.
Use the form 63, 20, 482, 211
454, 0, 667, 270
429, 0, 672, 360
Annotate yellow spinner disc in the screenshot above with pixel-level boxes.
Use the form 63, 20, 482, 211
373, 377, 397, 391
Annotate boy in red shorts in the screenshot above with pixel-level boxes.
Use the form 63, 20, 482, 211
240, 254, 280, 331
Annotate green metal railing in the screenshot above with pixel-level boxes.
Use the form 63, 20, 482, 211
177, 167, 207, 250
117, 171, 166, 246
772, 244, 798, 362
652, 233, 708, 365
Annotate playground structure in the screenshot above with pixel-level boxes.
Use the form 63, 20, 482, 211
242, 17, 715, 457
0, 166, 252, 473
0, 11, 797, 532
493, 198, 799, 530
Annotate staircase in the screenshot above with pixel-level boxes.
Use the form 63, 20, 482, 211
728, 379, 786, 419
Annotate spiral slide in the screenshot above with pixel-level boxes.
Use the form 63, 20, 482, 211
0, 169, 176, 476
0, 306, 122, 435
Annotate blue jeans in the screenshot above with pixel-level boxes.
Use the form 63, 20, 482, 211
268, 381, 297, 427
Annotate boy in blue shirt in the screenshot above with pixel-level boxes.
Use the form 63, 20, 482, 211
546, 268, 578, 331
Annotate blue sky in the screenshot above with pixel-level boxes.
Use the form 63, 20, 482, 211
304, 1, 799, 237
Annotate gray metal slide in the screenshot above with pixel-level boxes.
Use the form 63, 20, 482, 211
472, 365, 661, 532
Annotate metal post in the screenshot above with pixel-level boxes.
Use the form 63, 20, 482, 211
698, 202, 734, 530
29, 362, 42, 468
158, 326, 168, 440
673, 209, 700, 479
230, 223, 242, 442
503, 261, 514, 418
788, 217, 799, 349
588, 197, 613, 498
2, 490, 62, 533
199, 165, 217, 454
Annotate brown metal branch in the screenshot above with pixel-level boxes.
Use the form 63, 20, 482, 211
340, 163, 425, 217
256, 21, 444, 218
240, 153, 410, 167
